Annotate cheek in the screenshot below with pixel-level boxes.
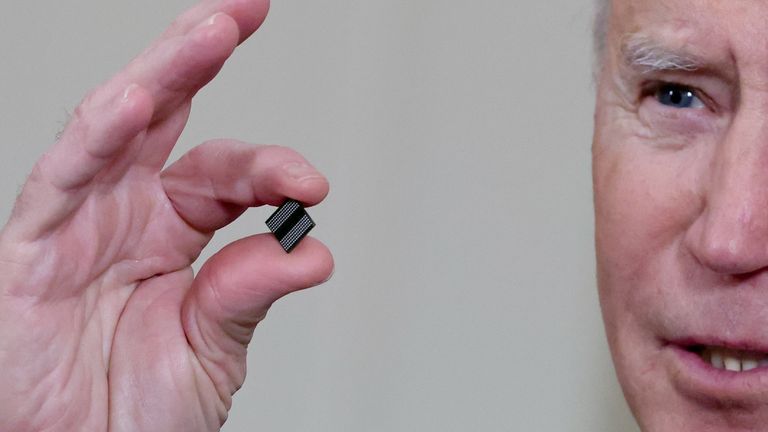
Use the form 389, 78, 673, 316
592, 140, 708, 414
593, 139, 705, 320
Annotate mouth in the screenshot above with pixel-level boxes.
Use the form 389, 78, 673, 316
666, 339, 768, 403
686, 345, 768, 372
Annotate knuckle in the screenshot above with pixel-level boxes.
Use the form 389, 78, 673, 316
66, 92, 100, 140
199, 138, 241, 150
166, 18, 184, 35
75, 87, 102, 115
262, 144, 303, 161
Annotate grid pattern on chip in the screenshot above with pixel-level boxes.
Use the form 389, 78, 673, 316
279, 214, 314, 251
265, 199, 316, 253
266, 200, 300, 231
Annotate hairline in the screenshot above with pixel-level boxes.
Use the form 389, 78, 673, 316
594, 0, 611, 64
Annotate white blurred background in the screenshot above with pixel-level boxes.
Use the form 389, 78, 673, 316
0, 1, 638, 430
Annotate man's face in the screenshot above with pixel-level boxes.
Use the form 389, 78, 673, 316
594, 0, 768, 429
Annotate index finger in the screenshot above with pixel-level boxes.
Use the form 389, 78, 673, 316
160, 0, 270, 45
6, 0, 270, 241
84, 0, 270, 117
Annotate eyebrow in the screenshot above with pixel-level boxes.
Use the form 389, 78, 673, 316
621, 33, 703, 73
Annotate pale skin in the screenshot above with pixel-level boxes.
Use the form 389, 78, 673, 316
0, 0, 333, 430
595, 0, 768, 430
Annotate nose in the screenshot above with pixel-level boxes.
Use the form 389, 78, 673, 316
685, 109, 768, 276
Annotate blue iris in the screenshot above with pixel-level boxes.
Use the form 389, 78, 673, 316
656, 84, 701, 109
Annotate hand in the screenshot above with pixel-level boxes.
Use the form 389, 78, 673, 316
0, 0, 333, 430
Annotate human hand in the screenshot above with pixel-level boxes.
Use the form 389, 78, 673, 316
0, 0, 333, 430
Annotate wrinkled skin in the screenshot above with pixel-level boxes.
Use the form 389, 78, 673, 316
595, 0, 768, 430
0, 1, 333, 430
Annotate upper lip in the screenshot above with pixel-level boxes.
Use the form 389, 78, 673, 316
665, 337, 768, 354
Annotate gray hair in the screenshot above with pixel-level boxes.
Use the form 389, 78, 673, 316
592, 1, 702, 75
593, 0, 611, 70
622, 34, 701, 73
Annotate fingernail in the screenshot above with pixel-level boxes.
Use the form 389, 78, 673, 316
203, 12, 224, 27
283, 162, 324, 182
121, 83, 139, 103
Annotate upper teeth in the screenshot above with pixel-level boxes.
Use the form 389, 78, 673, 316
702, 347, 768, 372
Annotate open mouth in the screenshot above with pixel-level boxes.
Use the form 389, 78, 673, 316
687, 345, 768, 372
667, 341, 768, 400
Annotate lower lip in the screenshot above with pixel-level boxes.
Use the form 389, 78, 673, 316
668, 345, 768, 402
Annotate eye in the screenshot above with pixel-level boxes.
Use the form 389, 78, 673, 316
655, 83, 705, 109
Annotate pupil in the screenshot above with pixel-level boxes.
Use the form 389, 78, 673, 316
670, 90, 683, 105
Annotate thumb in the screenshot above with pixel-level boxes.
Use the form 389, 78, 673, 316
183, 233, 333, 349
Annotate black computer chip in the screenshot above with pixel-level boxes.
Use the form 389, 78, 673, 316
265, 199, 316, 253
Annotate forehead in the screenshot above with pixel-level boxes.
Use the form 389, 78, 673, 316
611, 0, 768, 57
